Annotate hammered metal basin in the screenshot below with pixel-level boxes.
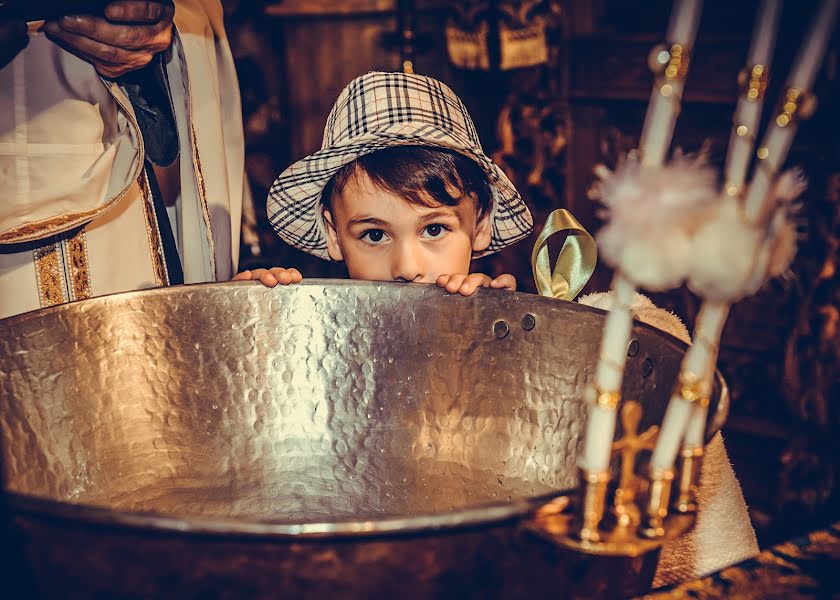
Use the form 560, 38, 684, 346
0, 281, 726, 598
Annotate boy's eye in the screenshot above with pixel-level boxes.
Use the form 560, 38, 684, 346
423, 224, 448, 238
361, 229, 387, 244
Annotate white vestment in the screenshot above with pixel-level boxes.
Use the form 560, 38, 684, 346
0, 0, 245, 319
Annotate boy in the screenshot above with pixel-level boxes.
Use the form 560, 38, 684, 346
235, 71, 533, 296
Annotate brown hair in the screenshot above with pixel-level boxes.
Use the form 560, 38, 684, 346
322, 146, 493, 218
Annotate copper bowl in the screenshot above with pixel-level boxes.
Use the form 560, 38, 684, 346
0, 281, 726, 598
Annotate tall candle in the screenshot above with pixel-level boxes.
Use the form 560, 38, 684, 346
725, 0, 781, 193
581, 275, 635, 473
640, 0, 703, 166
682, 302, 730, 450
580, 0, 704, 474
667, 0, 704, 47
651, 302, 729, 470
744, 0, 840, 224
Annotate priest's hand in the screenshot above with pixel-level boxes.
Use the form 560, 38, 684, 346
43, 1, 175, 79
0, 20, 29, 70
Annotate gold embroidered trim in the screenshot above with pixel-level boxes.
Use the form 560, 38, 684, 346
33, 240, 67, 308
2, 205, 105, 245
64, 229, 92, 301
140, 170, 170, 287
190, 122, 216, 279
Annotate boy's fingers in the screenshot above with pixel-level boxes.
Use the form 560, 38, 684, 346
490, 274, 517, 291
443, 274, 468, 294
258, 272, 279, 287
232, 270, 252, 281
458, 273, 491, 296
243, 268, 276, 287
267, 267, 303, 285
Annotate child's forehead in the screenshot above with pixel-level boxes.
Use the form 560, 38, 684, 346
332, 178, 474, 223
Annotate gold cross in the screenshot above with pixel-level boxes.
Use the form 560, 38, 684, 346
611, 401, 659, 527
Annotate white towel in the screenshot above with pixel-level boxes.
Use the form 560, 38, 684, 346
577, 291, 760, 586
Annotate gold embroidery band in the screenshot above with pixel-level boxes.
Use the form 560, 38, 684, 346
33, 240, 67, 308
139, 169, 170, 287
64, 229, 92, 301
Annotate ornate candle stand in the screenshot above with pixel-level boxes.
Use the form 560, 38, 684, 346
529, 401, 696, 557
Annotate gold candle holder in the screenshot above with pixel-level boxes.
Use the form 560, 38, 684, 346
672, 446, 704, 513
579, 469, 611, 543
528, 401, 696, 557
641, 467, 675, 539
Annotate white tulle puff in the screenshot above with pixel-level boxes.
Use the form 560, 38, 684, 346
590, 153, 718, 290
686, 169, 806, 301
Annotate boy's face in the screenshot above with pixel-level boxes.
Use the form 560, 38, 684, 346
323, 170, 492, 284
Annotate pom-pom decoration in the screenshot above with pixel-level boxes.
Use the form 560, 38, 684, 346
686, 169, 806, 301
590, 153, 718, 290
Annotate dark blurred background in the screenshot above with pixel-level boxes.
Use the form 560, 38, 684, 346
222, 0, 839, 546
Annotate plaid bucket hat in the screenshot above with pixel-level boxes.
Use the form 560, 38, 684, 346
267, 71, 533, 260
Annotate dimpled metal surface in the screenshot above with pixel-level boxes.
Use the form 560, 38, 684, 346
0, 281, 726, 598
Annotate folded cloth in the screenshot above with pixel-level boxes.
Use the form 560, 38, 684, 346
577, 292, 760, 586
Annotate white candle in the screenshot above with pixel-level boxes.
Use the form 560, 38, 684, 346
683, 403, 708, 450
641, 87, 682, 168
747, 0, 781, 67
725, 0, 781, 192
744, 0, 840, 223
787, 0, 839, 91
640, 0, 703, 166
651, 301, 728, 470
668, 0, 704, 45
580, 275, 635, 473
581, 0, 704, 473
682, 302, 730, 450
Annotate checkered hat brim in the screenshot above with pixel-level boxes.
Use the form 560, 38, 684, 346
267, 71, 533, 260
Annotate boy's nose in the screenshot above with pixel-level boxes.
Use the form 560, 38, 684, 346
391, 242, 425, 283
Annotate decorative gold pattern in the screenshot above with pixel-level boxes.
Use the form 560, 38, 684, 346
139, 170, 170, 287
774, 86, 817, 128
677, 371, 709, 406
33, 241, 67, 308
3, 205, 108, 245
648, 43, 691, 82
738, 64, 769, 101
592, 388, 620, 410
65, 229, 92, 301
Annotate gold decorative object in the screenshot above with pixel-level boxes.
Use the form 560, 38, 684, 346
588, 387, 621, 411
648, 43, 692, 82
738, 64, 769, 101
774, 86, 818, 128
673, 446, 704, 513
677, 371, 709, 405
529, 401, 696, 556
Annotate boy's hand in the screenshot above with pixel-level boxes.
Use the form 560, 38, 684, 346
43, 1, 175, 79
436, 273, 517, 297
233, 267, 302, 288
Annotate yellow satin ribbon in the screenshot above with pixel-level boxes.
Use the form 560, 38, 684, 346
531, 209, 597, 300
